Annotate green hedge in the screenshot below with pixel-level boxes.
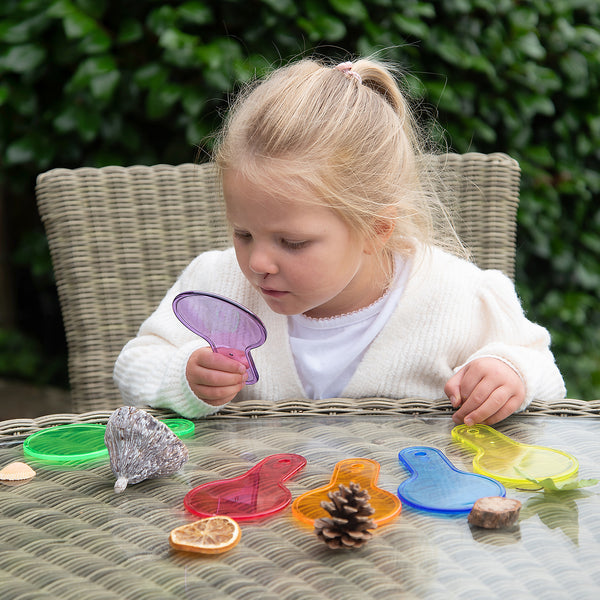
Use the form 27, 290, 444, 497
1, 0, 598, 399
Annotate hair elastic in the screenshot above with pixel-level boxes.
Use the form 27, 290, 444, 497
335, 61, 362, 84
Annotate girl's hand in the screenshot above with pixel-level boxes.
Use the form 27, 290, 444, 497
444, 357, 525, 425
186, 347, 247, 406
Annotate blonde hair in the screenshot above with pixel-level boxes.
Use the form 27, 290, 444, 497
214, 57, 465, 263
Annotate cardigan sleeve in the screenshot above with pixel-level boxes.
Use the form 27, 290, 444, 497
458, 269, 566, 409
113, 251, 236, 418
113, 336, 220, 418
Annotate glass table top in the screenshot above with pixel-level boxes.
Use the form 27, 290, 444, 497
0, 412, 598, 600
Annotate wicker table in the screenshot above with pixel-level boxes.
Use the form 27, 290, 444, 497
1, 400, 599, 600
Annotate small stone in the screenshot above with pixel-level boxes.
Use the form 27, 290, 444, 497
468, 496, 522, 529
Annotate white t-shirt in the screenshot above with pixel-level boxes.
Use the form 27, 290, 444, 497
288, 257, 409, 399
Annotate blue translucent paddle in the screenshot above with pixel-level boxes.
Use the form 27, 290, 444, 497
397, 446, 506, 513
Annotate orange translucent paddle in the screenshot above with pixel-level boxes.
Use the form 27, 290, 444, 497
292, 458, 401, 526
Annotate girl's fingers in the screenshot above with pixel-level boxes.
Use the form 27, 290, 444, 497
452, 376, 498, 424
478, 395, 524, 426
444, 369, 466, 408
186, 347, 248, 406
448, 358, 526, 424
456, 384, 512, 425
192, 347, 247, 375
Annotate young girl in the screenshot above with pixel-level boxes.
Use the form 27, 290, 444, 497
114, 57, 565, 425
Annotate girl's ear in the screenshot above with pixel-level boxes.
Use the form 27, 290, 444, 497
364, 211, 395, 255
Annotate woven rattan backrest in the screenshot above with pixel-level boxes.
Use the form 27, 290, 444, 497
36, 153, 520, 412
435, 152, 520, 277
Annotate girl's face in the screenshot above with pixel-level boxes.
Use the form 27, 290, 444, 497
223, 170, 389, 319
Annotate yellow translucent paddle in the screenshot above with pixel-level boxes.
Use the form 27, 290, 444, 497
292, 458, 401, 526
451, 424, 579, 489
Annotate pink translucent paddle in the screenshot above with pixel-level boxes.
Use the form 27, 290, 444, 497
184, 454, 307, 520
172, 291, 267, 384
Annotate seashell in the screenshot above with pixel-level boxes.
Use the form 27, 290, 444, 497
104, 406, 189, 493
0, 461, 36, 481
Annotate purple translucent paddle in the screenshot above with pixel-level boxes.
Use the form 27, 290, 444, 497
172, 292, 267, 384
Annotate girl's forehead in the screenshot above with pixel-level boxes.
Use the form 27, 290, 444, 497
226, 193, 331, 228
224, 169, 318, 210
223, 171, 349, 233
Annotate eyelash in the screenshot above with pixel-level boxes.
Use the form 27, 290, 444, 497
234, 231, 309, 251
281, 239, 309, 250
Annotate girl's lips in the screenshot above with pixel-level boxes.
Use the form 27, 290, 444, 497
260, 287, 288, 298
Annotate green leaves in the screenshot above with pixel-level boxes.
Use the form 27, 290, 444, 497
178, 1, 213, 25
392, 14, 429, 39
521, 475, 598, 493
48, 0, 111, 52
0, 0, 599, 398
0, 43, 45, 72
330, 0, 369, 20
298, 15, 346, 41
68, 55, 120, 102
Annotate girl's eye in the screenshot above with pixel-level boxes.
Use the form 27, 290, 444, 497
234, 230, 252, 242
281, 239, 309, 250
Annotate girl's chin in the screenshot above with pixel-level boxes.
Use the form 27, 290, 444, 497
258, 289, 335, 318
264, 298, 321, 317
260, 294, 300, 316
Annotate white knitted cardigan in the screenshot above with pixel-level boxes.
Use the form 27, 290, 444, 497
113, 245, 566, 418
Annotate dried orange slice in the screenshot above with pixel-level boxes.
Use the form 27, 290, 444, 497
169, 516, 241, 554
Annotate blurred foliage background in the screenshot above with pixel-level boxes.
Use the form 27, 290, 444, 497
0, 0, 598, 400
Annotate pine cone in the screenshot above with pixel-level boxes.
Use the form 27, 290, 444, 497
314, 481, 377, 549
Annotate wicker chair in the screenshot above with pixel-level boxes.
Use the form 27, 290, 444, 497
36, 153, 520, 413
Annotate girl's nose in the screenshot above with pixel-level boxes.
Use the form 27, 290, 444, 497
248, 245, 278, 275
